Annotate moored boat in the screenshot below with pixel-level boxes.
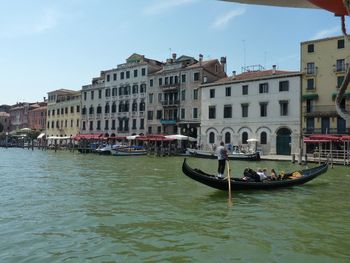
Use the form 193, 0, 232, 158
187, 148, 260, 161
182, 158, 328, 191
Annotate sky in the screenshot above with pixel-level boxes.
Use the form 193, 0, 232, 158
0, 0, 344, 105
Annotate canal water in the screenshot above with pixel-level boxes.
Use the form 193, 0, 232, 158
0, 148, 349, 263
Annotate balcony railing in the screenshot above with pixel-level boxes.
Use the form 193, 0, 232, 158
303, 105, 338, 116
304, 67, 317, 76
334, 63, 348, 73
160, 83, 180, 91
161, 100, 180, 107
303, 128, 350, 135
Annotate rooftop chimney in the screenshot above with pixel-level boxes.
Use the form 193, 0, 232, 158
272, 65, 276, 74
220, 57, 227, 73
232, 71, 236, 78
199, 54, 203, 66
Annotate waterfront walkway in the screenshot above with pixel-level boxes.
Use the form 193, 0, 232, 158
262, 154, 350, 166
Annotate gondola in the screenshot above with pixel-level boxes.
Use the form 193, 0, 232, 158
187, 148, 260, 161
182, 158, 328, 191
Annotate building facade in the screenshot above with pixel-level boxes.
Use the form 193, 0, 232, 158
81, 54, 163, 136
28, 103, 47, 131
9, 103, 38, 131
301, 36, 350, 136
46, 89, 81, 137
200, 67, 301, 155
147, 54, 226, 138
0, 112, 10, 133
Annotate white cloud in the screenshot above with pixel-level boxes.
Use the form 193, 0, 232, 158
311, 26, 341, 40
211, 9, 246, 30
144, 0, 198, 15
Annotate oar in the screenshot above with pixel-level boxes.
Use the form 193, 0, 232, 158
226, 160, 232, 206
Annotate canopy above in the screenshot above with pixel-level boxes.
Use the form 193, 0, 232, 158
165, 134, 197, 142
37, 133, 46, 139
47, 136, 71, 140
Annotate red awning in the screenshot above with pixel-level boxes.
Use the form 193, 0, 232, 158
340, 136, 350, 141
304, 138, 331, 143
73, 134, 104, 141
308, 134, 340, 141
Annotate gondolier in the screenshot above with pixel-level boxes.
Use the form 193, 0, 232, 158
216, 141, 228, 178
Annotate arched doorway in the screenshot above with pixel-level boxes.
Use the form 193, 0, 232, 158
276, 128, 291, 155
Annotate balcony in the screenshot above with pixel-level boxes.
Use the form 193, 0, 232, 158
161, 100, 180, 107
334, 63, 348, 73
303, 128, 350, 135
160, 118, 178, 125
303, 105, 340, 117
160, 83, 180, 91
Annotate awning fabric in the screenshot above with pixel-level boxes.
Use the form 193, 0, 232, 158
47, 136, 71, 140
302, 93, 319, 100
37, 133, 46, 139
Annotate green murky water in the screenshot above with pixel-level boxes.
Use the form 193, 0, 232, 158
0, 148, 349, 262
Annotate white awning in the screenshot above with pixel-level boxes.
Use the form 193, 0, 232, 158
37, 133, 46, 139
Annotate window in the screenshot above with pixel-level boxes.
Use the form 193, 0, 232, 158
70, 119, 73, 127
150, 79, 153, 87
89, 121, 93, 131
193, 108, 198, 119
105, 88, 111, 97
147, 111, 153, 120
241, 104, 248, 118
91, 90, 94, 100
97, 120, 101, 130
193, 89, 198, 100
307, 79, 315, 90
97, 105, 102, 114
132, 119, 137, 129
132, 85, 138, 94
112, 120, 116, 130
209, 132, 215, 144
149, 93, 153, 104
112, 87, 117, 96
259, 83, 268, 93
120, 72, 125, 79
223, 105, 232, 118
159, 78, 163, 86
306, 99, 314, 113
106, 74, 110, 82
260, 102, 268, 117
210, 89, 215, 98
336, 59, 346, 72
338, 39, 345, 49
306, 62, 316, 74
76, 106, 80, 113
209, 106, 216, 119
157, 126, 161, 134
279, 100, 288, 116
242, 132, 248, 144
140, 119, 144, 129
82, 121, 86, 130
337, 76, 345, 89
242, 85, 248, 95
112, 103, 116, 113
148, 127, 152, 134
156, 110, 162, 120
181, 74, 186, 83
134, 69, 138, 78
307, 44, 314, 53
279, 81, 289, 92
225, 132, 231, 144
140, 84, 146, 93
82, 107, 86, 115
158, 93, 162, 102
105, 120, 109, 130
98, 89, 102, 99
165, 77, 168, 85
260, 132, 267, 144
105, 103, 110, 114
126, 71, 130, 79
181, 89, 186, 101
194, 72, 200, 81
225, 87, 231, 97
181, 108, 185, 119
141, 68, 146, 76
113, 73, 117, 81
70, 106, 74, 113
84, 92, 87, 101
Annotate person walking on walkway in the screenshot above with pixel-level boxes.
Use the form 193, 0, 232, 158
217, 141, 228, 178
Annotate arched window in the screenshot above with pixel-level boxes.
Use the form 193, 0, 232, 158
105, 103, 110, 114
82, 106, 86, 115
89, 106, 94, 115
139, 100, 145, 111
242, 132, 248, 144
124, 101, 129, 112
132, 100, 138, 111
225, 132, 231, 144
96, 105, 102, 114
209, 132, 215, 144
111, 102, 116, 113
118, 102, 123, 112
260, 132, 267, 144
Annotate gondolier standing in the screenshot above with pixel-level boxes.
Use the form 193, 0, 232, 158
217, 141, 228, 178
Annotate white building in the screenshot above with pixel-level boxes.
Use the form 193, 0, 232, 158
81, 53, 162, 136
200, 67, 301, 155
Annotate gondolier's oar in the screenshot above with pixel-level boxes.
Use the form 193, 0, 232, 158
226, 160, 232, 206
